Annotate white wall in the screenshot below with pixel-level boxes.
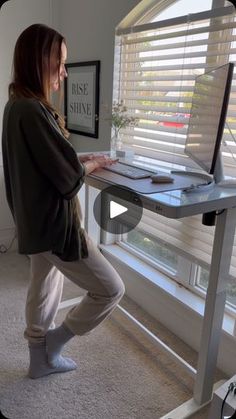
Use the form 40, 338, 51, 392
0, 0, 140, 245
0, 0, 55, 145
57, 0, 140, 153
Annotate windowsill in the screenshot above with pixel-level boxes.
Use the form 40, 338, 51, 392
100, 243, 236, 337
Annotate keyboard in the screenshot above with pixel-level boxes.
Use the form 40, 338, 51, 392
103, 162, 156, 179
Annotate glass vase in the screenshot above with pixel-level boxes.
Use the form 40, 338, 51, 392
110, 129, 122, 158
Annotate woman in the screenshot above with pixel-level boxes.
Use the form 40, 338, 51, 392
1, 24, 125, 379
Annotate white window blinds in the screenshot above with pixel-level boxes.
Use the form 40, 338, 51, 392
114, 5, 236, 177
114, 4, 236, 273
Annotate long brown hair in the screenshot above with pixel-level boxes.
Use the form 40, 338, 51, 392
9, 23, 69, 138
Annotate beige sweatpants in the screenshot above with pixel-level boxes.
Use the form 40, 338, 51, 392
24, 232, 125, 343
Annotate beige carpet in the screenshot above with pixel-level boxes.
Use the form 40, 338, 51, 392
0, 252, 225, 418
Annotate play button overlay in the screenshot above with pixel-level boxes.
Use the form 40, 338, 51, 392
93, 185, 143, 234
110, 201, 128, 219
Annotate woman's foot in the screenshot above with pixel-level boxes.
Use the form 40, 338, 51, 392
28, 340, 77, 379
45, 323, 76, 368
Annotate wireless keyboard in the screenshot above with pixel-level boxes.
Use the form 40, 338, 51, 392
103, 162, 156, 179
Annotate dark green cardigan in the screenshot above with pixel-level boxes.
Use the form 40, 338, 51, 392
1, 97, 88, 261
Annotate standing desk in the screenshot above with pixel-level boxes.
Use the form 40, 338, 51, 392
83, 165, 236, 418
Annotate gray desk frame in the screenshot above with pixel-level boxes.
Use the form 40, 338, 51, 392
83, 169, 236, 418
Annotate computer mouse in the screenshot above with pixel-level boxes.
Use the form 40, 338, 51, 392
151, 174, 174, 183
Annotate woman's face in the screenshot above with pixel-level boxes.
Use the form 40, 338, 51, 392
50, 41, 67, 92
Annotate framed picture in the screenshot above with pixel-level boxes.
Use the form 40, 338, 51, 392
64, 61, 100, 138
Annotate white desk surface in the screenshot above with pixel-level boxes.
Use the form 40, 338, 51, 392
87, 170, 236, 219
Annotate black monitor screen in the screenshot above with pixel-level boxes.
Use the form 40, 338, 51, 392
185, 63, 234, 175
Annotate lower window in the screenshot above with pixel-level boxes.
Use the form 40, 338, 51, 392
123, 229, 236, 311
197, 266, 236, 308
125, 229, 178, 273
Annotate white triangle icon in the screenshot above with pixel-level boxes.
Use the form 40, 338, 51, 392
110, 201, 128, 219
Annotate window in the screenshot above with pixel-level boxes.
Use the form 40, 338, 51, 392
197, 266, 236, 308
115, 0, 236, 176
126, 229, 178, 272
152, 0, 212, 22
113, 0, 236, 311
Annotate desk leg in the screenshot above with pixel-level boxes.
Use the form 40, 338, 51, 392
193, 207, 236, 405
84, 184, 101, 245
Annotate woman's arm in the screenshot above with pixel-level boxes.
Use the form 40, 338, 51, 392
18, 99, 85, 200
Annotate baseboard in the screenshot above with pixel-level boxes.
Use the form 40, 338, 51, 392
0, 228, 17, 252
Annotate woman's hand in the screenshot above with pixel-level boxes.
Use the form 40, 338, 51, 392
83, 154, 118, 175
79, 154, 95, 163
94, 155, 118, 169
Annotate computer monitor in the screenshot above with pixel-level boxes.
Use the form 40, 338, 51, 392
184, 62, 234, 184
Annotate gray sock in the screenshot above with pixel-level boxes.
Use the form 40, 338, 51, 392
46, 323, 75, 367
28, 341, 77, 379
